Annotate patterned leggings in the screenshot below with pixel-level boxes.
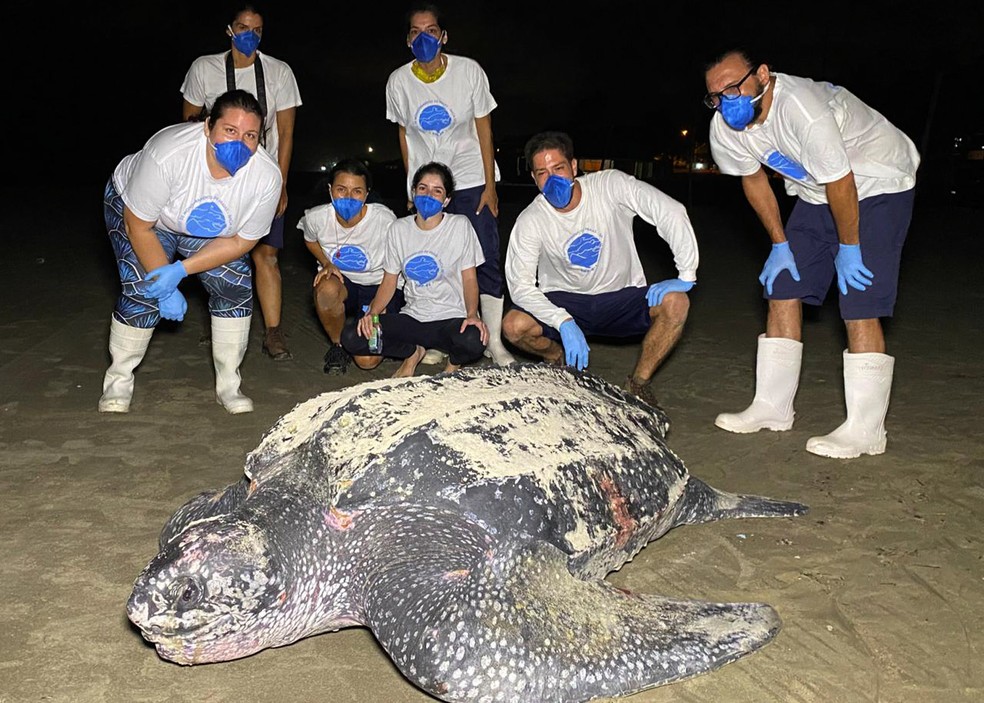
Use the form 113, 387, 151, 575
103, 179, 252, 328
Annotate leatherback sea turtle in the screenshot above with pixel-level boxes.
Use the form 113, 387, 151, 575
127, 364, 807, 702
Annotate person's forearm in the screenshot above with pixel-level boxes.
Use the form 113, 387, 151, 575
741, 169, 785, 243
825, 172, 860, 245
305, 240, 330, 268
475, 116, 496, 188
128, 226, 171, 273
124, 209, 170, 272
462, 269, 480, 318
369, 274, 398, 315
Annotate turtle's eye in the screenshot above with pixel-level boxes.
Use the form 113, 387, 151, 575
170, 577, 204, 611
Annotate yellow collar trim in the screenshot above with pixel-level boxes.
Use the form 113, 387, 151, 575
411, 56, 447, 83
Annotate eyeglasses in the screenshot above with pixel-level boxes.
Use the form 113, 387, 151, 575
703, 66, 756, 109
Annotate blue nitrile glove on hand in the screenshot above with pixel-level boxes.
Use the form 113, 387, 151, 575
144, 261, 188, 299
559, 319, 590, 371
646, 278, 695, 307
158, 290, 187, 322
758, 242, 800, 295
834, 243, 874, 295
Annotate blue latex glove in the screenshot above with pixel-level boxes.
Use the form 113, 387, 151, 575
158, 290, 187, 322
559, 319, 590, 371
758, 242, 801, 295
834, 243, 874, 295
646, 278, 695, 307
144, 261, 188, 299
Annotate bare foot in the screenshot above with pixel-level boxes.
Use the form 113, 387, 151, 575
443, 361, 461, 374
392, 345, 426, 378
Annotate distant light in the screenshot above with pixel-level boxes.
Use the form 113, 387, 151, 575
693, 162, 706, 170
681, 129, 689, 137
368, 146, 374, 153
320, 165, 327, 171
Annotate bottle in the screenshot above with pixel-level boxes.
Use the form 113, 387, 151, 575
368, 314, 382, 354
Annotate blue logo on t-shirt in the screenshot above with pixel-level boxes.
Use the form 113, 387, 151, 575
418, 104, 452, 135
765, 151, 808, 181
405, 254, 440, 285
332, 245, 369, 272
566, 233, 602, 269
185, 201, 227, 238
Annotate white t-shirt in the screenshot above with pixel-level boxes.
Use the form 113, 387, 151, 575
385, 54, 500, 196
112, 122, 282, 240
505, 169, 699, 331
710, 72, 920, 204
298, 202, 398, 286
180, 51, 302, 161
383, 213, 485, 322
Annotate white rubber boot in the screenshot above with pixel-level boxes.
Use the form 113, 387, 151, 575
211, 315, 254, 414
806, 351, 894, 458
98, 318, 154, 413
480, 294, 516, 366
715, 334, 802, 433
421, 348, 448, 365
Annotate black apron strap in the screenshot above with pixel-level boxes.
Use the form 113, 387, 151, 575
224, 51, 269, 148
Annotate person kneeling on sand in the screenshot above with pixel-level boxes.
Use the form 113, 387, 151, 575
341, 161, 488, 378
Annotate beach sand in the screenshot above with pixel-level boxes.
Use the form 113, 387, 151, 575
1, 176, 981, 702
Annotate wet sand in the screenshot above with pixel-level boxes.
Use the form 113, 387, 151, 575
1, 176, 981, 702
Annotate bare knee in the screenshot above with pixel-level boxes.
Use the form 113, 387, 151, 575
252, 244, 279, 268
502, 310, 537, 343
651, 291, 690, 326
314, 277, 345, 309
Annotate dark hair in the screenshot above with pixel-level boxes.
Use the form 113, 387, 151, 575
412, 161, 455, 198
328, 158, 373, 191
406, 2, 443, 28
231, 4, 264, 25
524, 131, 575, 166
703, 48, 760, 74
206, 89, 265, 128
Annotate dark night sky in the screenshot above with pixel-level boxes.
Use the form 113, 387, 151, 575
9, 0, 984, 188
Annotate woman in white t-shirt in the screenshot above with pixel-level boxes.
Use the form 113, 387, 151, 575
99, 89, 282, 415
342, 162, 488, 378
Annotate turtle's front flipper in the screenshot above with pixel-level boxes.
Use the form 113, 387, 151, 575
362, 509, 780, 703
158, 477, 250, 548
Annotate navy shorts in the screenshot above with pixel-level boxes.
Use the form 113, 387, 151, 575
256, 213, 285, 249
511, 287, 651, 342
446, 184, 503, 298
770, 189, 914, 319
343, 279, 406, 319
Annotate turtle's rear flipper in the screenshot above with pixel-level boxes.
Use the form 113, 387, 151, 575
366, 530, 781, 703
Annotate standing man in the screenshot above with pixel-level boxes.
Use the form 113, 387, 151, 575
704, 49, 920, 458
384, 2, 515, 366
180, 4, 301, 360
502, 131, 699, 407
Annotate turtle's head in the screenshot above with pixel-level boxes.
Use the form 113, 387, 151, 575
126, 518, 287, 664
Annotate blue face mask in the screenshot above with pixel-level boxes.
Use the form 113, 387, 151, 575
230, 27, 261, 57
413, 194, 444, 220
333, 197, 363, 222
410, 32, 442, 63
718, 80, 770, 130
211, 139, 253, 176
542, 174, 574, 209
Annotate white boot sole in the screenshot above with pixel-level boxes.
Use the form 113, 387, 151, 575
98, 398, 131, 413
805, 437, 886, 459
218, 397, 254, 415
714, 414, 793, 433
